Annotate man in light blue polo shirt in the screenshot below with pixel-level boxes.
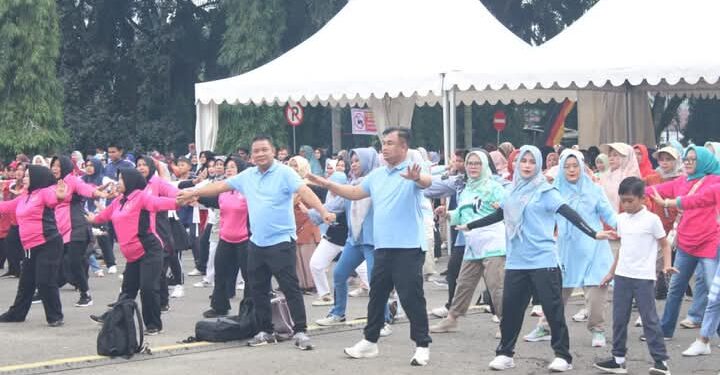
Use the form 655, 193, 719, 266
178, 135, 331, 351
308, 127, 433, 367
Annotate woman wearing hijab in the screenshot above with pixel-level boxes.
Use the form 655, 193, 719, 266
655, 176, 720, 356
316, 148, 392, 334
594, 153, 610, 180
87, 168, 179, 335
634, 144, 655, 178
599, 143, 641, 211
647, 145, 720, 342
458, 145, 613, 372
524, 150, 617, 348
0, 165, 66, 326
51, 155, 105, 308
408, 149, 438, 279
490, 151, 510, 180
0, 163, 27, 278
430, 151, 506, 336
82, 158, 117, 275
299, 145, 323, 176
196, 157, 251, 318
498, 142, 515, 160
288, 156, 323, 291
32, 155, 49, 167
506, 149, 520, 181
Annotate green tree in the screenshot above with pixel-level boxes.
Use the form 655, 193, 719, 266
683, 98, 720, 145
0, 0, 66, 156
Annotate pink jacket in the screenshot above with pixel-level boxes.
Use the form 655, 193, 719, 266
199, 191, 249, 244
0, 187, 60, 249
648, 174, 720, 258
94, 189, 177, 262
56, 174, 98, 243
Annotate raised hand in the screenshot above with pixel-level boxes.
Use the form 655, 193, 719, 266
176, 189, 197, 205
56, 179, 67, 201
306, 173, 329, 188
400, 163, 422, 182
93, 189, 108, 199
434, 205, 447, 217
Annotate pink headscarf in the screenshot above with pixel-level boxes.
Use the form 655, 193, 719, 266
599, 143, 641, 211
489, 151, 509, 178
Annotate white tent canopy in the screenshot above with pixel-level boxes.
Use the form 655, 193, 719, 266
194, 0, 542, 151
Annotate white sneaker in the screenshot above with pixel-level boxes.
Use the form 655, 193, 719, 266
107, 266, 117, 274
682, 339, 711, 356
170, 285, 185, 298
431, 306, 449, 318
430, 318, 458, 333
488, 355, 515, 370
491, 315, 500, 323
548, 357, 573, 372
410, 347, 429, 366
635, 316, 643, 327
591, 332, 607, 347
344, 339, 379, 359
530, 305, 544, 317
316, 315, 346, 326
311, 295, 334, 307
524, 326, 551, 342
188, 268, 202, 276
479, 304, 493, 314
193, 280, 212, 288
380, 323, 393, 337
348, 288, 369, 297
572, 308, 588, 322
680, 318, 701, 329
94, 270, 105, 278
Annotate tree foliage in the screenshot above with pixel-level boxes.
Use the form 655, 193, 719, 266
0, 0, 66, 156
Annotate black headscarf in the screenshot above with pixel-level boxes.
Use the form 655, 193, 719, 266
118, 168, 147, 206
28, 165, 56, 193
135, 155, 157, 183
50, 155, 74, 180
82, 158, 105, 186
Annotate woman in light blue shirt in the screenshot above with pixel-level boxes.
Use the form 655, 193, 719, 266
460, 145, 613, 372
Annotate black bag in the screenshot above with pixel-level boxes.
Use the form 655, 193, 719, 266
195, 299, 258, 342
169, 218, 190, 251
97, 299, 144, 358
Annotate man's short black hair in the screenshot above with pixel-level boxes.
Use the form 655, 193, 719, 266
107, 144, 123, 151
251, 135, 274, 147
618, 176, 645, 198
382, 127, 411, 146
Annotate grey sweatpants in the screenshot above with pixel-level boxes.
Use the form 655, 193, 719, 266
611, 275, 669, 362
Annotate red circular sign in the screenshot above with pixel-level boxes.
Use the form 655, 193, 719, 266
493, 110, 506, 132
285, 104, 304, 127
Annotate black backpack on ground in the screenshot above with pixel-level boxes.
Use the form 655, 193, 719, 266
195, 299, 258, 342
97, 299, 144, 358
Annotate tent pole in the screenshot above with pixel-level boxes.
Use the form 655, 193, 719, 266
442, 89, 450, 168
624, 82, 631, 143
449, 88, 457, 154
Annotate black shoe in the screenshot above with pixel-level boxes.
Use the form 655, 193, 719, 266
75, 294, 93, 307
202, 308, 228, 319
161, 305, 170, 313
31, 292, 42, 304
90, 314, 104, 324
649, 361, 670, 375
593, 357, 627, 374
145, 328, 162, 336
48, 320, 64, 327
0, 312, 24, 323
0, 271, 16, 278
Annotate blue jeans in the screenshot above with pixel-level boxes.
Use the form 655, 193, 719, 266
329, 244, 390, 321
661, 248, 719, 337
686, 266, 708, 324
700, 261, 720, 338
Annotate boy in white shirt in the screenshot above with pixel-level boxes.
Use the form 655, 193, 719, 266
594, 177, 677, 375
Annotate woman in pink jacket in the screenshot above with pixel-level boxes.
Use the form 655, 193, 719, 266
51, 155, 105, 308
87, 168, 178, 335
0, 165, 66, 326
648, 145, 720, 340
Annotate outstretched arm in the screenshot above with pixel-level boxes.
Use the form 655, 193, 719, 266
306, 174, 369, 201
557, 204, 615, 240
177, 181, 233, 204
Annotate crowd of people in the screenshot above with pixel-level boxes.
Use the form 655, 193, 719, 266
0, 131, 719, 374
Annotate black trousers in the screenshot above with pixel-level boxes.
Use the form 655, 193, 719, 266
445, 245, 466, 309
185, 223, 201, 271
497, 268, 571, 363
3, 237, 64, 323
121, 246, 163, 330
96, 224, 116, 267
364, 248, 432, 347
160, 251, 171, 307
198, 224, 212, 273
5, 226, 23, 276
61, 241, 90, 293
211, 240, 248, 313
248, 240, 307, 333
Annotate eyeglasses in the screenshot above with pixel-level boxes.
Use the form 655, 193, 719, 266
466, 161, 483, 167
682, 158, 697, 164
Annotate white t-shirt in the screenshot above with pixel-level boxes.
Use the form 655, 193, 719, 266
615, 207, 666, 280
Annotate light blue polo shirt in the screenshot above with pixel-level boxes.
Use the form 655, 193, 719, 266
360, 160, 424, 250
226, 161, 302, 247
503, 188, 566, 270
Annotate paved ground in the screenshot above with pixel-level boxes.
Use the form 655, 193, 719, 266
0, 250, 718, 374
